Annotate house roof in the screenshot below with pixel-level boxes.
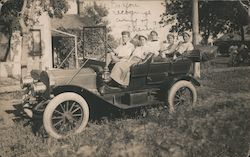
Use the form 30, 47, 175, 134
51, 14, 86, 30
51, 14, 106, 37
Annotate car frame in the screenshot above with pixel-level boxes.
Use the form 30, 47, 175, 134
21, 37, 201, 139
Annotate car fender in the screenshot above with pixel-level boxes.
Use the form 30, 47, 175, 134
177, 75, 200, 86
52, 85, 103, 106
161, 75, 200, 92
52, 85, 119, 112
53, 85, 96, 96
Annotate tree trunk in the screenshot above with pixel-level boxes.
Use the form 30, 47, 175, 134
192, 0, 200, 78
1, 29, 11, 61
205, 27, 211, 45
19, 0, 29, 80
192, 0, 199, 46
248, 0, 250, 16
203, 31, 210, 45
20, 33, 30, 79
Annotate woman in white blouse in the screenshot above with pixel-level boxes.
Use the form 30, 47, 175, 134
174, 32, 194, 58
110, 35, 152, 87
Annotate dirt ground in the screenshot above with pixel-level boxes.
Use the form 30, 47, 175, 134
0, 69, 250, 157
0, 95, 22, 127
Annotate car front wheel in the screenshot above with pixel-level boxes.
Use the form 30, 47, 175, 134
167, 80, 197, 113
43, 92, 89, 139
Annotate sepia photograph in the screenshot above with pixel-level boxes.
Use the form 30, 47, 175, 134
0, 0, 250, 156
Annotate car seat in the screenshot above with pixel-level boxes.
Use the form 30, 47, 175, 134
130, 53, 154, 78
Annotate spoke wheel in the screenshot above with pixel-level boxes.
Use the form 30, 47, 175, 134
51, 101, 83, 134
167, 80, 197, 113
43, 92, 89, 139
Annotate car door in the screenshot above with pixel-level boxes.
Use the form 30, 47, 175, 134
147, 62, 171, 85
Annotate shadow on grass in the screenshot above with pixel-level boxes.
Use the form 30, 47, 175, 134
4, 100, 167, 139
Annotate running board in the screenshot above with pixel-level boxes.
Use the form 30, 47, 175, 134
112, 100, 165, 109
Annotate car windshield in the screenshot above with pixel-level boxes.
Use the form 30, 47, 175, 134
52, 26, 107, 70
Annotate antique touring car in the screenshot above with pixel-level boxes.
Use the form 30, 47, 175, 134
21, 31, 201, 139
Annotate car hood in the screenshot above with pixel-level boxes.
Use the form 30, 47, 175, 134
31, 68, 97, 91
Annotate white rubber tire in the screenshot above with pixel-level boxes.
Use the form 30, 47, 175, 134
168, 80, 197, 113
43, 92, 89, 139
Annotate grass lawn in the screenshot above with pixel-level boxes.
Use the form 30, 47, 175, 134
0, 69, 250, 157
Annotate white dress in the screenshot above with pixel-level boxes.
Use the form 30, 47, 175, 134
110, 44, 151, 86
174, 42, 194, 59
176, 42, 194, 54
160, 42, 178, 58
148, 40, 160, 56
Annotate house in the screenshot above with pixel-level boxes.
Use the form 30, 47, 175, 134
0, 0, 85, 78
0, 0, 166, 78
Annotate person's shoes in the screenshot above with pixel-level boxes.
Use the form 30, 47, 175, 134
119, 85, 128, 89
107, 80, 120, 87
104, 79, 128, 89
106, 81, 113, 86
99, 84, 122, 95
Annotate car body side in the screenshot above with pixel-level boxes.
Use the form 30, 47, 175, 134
22, 51, 200, 118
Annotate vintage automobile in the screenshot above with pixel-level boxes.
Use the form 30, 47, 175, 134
21, 47, 201, 139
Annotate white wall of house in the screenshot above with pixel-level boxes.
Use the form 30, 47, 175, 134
0, 12, 52, 78
0, 0, 167, 78
27, 12, 52, 73
41, 12, 53, 70
82, 0, 168, 41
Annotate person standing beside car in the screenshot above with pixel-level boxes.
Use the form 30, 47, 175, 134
106, 31, 135, 67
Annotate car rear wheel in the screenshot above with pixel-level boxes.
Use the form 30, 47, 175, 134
43, 92, 89, 139
167, 80, 197, 113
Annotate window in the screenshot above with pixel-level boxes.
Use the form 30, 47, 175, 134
31, 29, 42, 56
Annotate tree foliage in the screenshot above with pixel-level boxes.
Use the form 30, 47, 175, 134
82, 2, 118, 49
0, 0, 69, 31
82, 2, 109, 26
160, 0, 250, 42
0, 0, 69, 77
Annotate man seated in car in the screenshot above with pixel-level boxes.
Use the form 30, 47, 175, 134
109, 34, 153, 88
106, 31, 135, 67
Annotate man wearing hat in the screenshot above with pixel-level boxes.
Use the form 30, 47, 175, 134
109, 34, 152, 87
106, 31, 135, 66
174, 32, 194, 58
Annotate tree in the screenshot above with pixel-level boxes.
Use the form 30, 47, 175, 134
160, 0, 250, 44
0, 0, 69, 78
